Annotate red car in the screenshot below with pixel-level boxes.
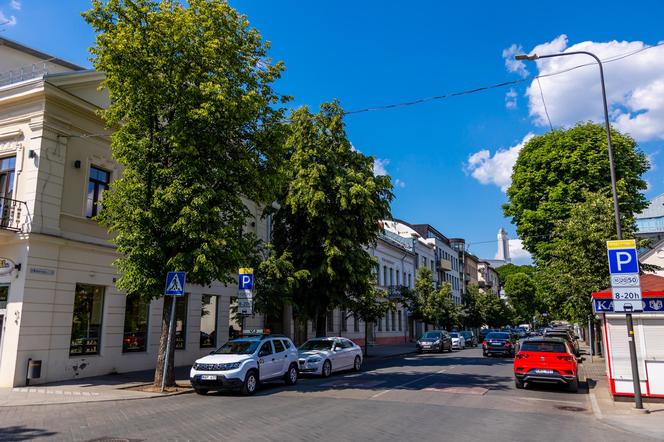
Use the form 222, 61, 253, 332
513, 337, 579, 392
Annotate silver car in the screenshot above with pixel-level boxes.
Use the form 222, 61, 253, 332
297, 337, 363, 377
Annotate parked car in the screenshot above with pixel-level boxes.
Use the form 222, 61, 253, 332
478, 328, 496, 343
482, 331, 516, 357
190, 334, 299, 396
544, 328, 580, 356
513, 337, 579, 392
416, 330, 452, 353
297, 337, 363, 377
460, 331, 478, 347
449, 332, 466, 350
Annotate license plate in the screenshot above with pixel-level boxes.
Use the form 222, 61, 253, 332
201, 374, 217, 380
534, 369, 554, 374
423, 345, 431, 348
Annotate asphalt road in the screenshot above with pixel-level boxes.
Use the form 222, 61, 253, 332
0, 348, 654, 442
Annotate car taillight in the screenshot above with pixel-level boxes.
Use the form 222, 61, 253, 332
482, 341, 487, 348
505, 342, 512, 347
557, 355, 575, 362
515, 353, 529, 359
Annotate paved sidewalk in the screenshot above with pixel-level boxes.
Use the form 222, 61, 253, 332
0, 365, 192, 407
579, 346, 664, 441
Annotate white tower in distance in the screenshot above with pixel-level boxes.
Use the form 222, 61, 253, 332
497, 228, 511, 263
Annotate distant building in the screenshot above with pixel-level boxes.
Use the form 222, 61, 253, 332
485, 228, 512, 268
478, 260, 500, 297
636, 193, 664, 243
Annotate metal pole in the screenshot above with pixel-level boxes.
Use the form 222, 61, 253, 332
588, 316, 594, 363
531, 50, 640, 409
161, 295, 177, 392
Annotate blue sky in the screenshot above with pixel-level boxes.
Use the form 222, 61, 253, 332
3, 1, 664, 263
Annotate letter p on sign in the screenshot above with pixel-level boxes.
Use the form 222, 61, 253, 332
607, 246, 639, 274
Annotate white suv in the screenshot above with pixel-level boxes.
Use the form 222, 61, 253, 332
190, 334, 299, 395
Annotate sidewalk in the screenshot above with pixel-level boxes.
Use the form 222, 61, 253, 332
579, 345, 664, 441
0, 365, 193, 407
364, 343, 415, 359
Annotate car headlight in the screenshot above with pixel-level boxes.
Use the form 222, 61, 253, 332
433, 340, 440, 345
307, 357, 322, 364
192, 363, 200, 370
220, 362, 242, 370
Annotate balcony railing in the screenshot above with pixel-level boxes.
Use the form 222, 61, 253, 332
0, 63, 48, 88
386, 285, 409, 300
438, 258, 453, 271
0, 197, 29, 232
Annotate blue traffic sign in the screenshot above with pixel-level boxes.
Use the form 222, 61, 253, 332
239, 273, 253, 290
165, 271, 186, 296
608, 248, 639, 274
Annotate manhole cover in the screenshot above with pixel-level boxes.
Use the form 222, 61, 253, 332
555, 405, 587, 412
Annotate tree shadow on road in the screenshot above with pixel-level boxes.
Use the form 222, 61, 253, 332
0, 425, 57, 441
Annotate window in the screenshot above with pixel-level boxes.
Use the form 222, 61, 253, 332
391, 310, 396, 331
70, 284, 105, 356
378, 316, 382, 331
408, 273, 412, 288
353, 314, 360, 332
327, 310, 334, 332
389, 268, 394, 285
398, 311, 402, 331
0, 284, 8, 310
385, 312, 390, 331
0, 156, 15, 198
340, 310, 347, 332
396, 270, 400, 285
258, 341, 273, 357
281, 339, 291, 349
273, 339, 285, 353
383, 266, 388, 287
86, 166, 110, 218
123, 294, 149, 353
174, 295, 188, 350
200, 295, 218, 348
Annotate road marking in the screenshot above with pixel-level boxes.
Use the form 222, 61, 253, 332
369, 367, 453, 399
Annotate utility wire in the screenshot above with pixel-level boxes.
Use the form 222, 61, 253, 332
536, 77, 554, 131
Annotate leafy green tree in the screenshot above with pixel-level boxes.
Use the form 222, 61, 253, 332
83, 0, 287, 387
415, 267, 459, 329
460, 284, 484, 329
503, 272, 538, 325
256, 101, 393, 336
504, 122, 649, 263
539, 191, 622, 323
478, 292, 513, 328
495, 263, 536, 286
347, 287, 393, 356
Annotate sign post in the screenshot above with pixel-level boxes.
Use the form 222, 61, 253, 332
161, 271, 186, 392
607, 239, 643, 409
237, 268, 254, 332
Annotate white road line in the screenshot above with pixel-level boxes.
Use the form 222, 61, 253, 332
369, 366, 454, 399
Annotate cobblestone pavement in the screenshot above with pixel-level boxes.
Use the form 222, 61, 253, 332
0, 349, 655, 442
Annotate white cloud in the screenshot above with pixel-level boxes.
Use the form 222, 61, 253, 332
502, 44, 529, 78
394, 178, 406, 188
0, 10, 16, 25
9, 0, 20, 11
505, 88, 518, 110
373, 158, 389, 176
513, 34, 664, 141
507, 239, 532, 264
466, 133, 534, 192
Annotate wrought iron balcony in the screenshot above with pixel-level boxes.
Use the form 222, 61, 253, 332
0, 197, 29, 232
386, 285, 409, 300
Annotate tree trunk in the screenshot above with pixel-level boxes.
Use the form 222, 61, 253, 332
154, 296, 177, 388
315, 312, 327, 337
364, 320, 369, 357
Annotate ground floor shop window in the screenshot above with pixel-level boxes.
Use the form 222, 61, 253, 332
70, 284, 105, 356
0, 284, 7, 310
340, 310, 347, 332
200, 295, 218, 348
175, 295, 188, 350
398, 310, 402, 331
391, 311, 396, 331
123, 295, 149, 352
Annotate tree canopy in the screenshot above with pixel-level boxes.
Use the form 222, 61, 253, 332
504, 122, 649, 263
83, 0, 288, 386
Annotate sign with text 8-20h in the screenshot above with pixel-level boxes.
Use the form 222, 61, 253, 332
607, 240, 642, 313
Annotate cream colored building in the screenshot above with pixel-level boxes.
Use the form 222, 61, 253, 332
0, 38, 266, 387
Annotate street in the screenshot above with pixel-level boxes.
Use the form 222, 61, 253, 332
0, 348, 652, 442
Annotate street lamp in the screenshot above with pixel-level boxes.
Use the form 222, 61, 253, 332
516, 51, 643, 409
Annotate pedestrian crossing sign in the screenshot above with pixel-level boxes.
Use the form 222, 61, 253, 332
165, 271, 186, 296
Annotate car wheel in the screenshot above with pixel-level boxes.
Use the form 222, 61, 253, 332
353, 356, 362, 372
194, 388, 208, 395
241, 370, 259, 396
284, 363, 298, 386
438, 344, 444, 353
322, 360, 332, 378
568, 377, 579, 393
417, 348, 423, 354
514, 378, 525, 389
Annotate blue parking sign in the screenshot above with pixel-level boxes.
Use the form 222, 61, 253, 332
607, 248, 639, 274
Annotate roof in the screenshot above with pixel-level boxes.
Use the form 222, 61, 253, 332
639, 238, 664, 260
636, 193, 664, 219
595, 273, 664, 294
410, 223, 451, 244
0, 36, 85, 71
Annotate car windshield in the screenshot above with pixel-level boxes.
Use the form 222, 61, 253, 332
520, 342, 568, 353
299, 340, 334, 351
449, 333, 459, 338
213, 340, 260, 355
422, 332, 441, 339
461, 332, 471, 337
486, 332, 510, 340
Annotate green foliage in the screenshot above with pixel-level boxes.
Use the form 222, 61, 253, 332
504, 122, 649, 263
476, 289, 513, 328
495, 263, 536, 285
414, 267, 459, 330
255, 101, 393, 332
347, 286, 394, 326
539, 191, 627, 323
84, 0, 288, 299
460, 284, 485, 329
503, 272, 538, 324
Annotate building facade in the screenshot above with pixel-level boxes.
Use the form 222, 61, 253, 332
0, 38, 267, 387
636, 193, 664, 244
478, 260, 500, 297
